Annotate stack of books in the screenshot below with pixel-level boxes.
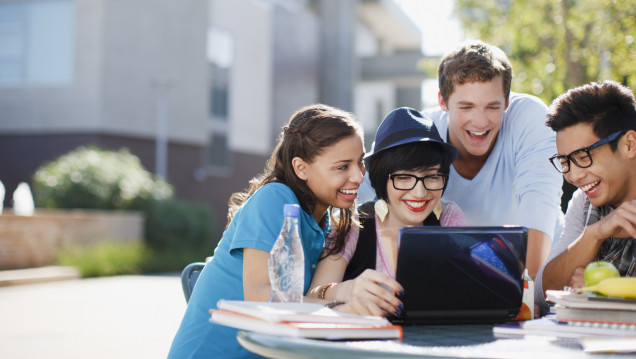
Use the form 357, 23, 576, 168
494, 290, 636, 352
547, 289, 636, 330
209, 300, 403, 340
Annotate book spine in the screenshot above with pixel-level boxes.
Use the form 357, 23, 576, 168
564, 320, 636, 331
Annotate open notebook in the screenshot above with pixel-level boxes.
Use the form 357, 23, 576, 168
393, 226, 528, 324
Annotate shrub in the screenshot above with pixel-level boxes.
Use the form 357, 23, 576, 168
58, 241, 150, 278
33, 146, 218, 274
32, 146, 173, 210
140, 198, 218, 272
142, 198, 217, 252
141, 245, 210, 274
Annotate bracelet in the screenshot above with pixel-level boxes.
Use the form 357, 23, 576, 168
317, 282, 337, 299
325, 300, 346, 309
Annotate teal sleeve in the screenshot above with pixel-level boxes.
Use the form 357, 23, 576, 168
230, 183, 300, 254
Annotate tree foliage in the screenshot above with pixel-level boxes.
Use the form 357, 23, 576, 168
455, 0, 636, 104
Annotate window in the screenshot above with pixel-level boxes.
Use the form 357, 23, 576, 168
206, 132, 230, 168
205, 27, 233, 169
210, 72, 229, 118
0, 0, 75, 85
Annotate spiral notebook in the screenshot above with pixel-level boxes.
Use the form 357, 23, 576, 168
393, 226, 528, 324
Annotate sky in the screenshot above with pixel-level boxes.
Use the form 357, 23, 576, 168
393, 0, 465, 107
393, 0, 464, 56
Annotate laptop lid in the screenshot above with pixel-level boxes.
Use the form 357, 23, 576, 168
394, 226, 528, 324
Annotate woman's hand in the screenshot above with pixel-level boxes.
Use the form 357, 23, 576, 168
333, 269, 403, 316
333, 298, 394, 317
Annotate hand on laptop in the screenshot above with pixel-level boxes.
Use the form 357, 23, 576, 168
335, 269, 403, 317
334, 298, 394, 317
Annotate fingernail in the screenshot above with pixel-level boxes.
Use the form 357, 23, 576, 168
398, 303, 404, 310
399, 290, 405, 296
394, 309, 401, 316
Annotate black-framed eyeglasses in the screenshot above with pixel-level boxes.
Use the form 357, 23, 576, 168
388, 173, 448, 191
548, 131, 625, 174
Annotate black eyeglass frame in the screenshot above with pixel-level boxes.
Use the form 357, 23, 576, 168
388, 173, 448, 191
548, 130, 625, 174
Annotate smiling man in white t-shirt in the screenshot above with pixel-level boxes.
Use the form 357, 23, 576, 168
423, 41, 564, 285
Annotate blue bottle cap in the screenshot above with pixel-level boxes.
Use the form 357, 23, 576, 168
283, 204, 300, 218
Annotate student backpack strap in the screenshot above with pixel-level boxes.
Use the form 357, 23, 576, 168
343, 202, 377, 281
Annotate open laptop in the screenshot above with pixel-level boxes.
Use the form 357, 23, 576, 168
393, 226, 528, 324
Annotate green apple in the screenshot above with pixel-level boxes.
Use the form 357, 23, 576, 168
584, 261, 620, 287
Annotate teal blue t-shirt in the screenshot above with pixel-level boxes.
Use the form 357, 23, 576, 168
168, 183, 328, 359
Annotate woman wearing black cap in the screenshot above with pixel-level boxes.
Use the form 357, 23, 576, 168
308, 107, 465, 317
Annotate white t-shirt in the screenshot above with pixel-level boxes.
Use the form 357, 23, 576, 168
424, 93, 564, 239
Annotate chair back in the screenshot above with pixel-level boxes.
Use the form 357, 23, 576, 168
181, 262, 205, 303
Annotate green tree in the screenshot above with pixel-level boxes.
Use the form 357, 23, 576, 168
455, 0, 636, 104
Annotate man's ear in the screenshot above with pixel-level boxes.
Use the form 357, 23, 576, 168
292, 157, 308, 180
623, 130, 636, 159
438, 92, 449, 112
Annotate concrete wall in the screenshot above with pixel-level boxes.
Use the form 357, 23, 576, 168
100, 0, 209, 144
270, 4, 320, 143
211, 0, 274, 155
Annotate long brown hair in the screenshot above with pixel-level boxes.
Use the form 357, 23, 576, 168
227, 104, 363, 253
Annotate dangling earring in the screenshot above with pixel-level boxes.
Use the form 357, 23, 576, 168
374, 199, 388, 222
433, 202, 443, 220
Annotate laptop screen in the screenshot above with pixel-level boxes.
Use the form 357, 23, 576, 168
394, 226, 527, 324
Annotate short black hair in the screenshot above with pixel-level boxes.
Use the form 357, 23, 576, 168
368, 142, 452, 201
546, 80, 636, 151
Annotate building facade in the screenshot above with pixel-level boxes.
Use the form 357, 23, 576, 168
0, 0, 426, 238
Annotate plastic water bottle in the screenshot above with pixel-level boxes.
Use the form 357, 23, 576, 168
268, 204, 304, 302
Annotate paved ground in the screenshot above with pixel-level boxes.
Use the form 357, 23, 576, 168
0, 273, 186, 359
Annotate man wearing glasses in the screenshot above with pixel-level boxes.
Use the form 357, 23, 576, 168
536, 80, 636, 315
